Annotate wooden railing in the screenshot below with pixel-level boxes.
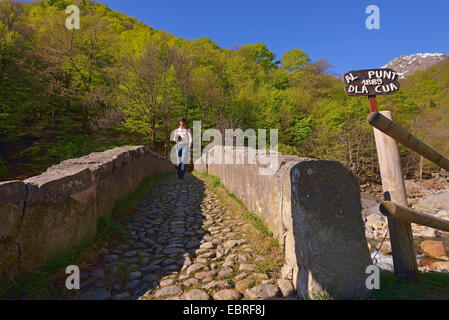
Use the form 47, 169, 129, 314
367, 112, 449, 172
380, 201, 449, 233
366, 111, 449, 280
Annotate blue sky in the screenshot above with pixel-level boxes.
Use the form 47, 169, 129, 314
100, 0, 449, 74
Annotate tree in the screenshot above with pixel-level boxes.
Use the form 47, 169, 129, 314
34, 10, 116, 130
172, 44, 195, 119
191, 66, 220, 124
2, 0, 448, 185
281, 48, 311, 73
120, 42, 173, 147
0, 0, 24, 31
0, 21, 20, 83
238, 43, 279, 70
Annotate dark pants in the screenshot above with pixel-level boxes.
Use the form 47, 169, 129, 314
177, 148, 186, 179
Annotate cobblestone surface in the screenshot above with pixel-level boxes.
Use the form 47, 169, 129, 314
80, 173, 295, 300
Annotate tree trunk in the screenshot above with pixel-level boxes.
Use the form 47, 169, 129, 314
151, 117, 156, 149
419, 156, 424, 181
83, 104, 90, 132
184, 93, 188, 119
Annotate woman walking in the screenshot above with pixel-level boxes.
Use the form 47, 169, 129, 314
173, 118, 192, 179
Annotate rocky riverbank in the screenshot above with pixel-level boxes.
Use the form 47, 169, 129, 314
362, 171, 449, 273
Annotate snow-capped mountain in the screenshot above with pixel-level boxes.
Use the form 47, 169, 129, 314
382, 53, 449, 78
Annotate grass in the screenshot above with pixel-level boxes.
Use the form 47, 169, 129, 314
300, 291, 335, 300
0, 240, 94, 300
198, 170, 275, 238
0, 171, 174, 300
210, 175, 222, 188
294, 264, 449, 300
194, 170, 283, 278
0, 156, 9, 179
95, 216, 128, 244
241, 210, 274, 238
372, 271, 449, 300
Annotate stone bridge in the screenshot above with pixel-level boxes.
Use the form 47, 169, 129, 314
0, 146, 372, 299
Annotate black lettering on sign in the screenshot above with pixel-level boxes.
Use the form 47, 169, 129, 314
344, 68, 400, 96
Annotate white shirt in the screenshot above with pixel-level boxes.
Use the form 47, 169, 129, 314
173, 127, 192, 146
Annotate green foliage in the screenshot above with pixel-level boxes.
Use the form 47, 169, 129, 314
241, 210, 273, 237
210, 175, 222, 188
277, 143, 299, 156
48, 136, 102, 160
239, 43, 280, 70
0, 0, 448, 184
373, 271, 449, 300
379, 57, 449, 173
204, 172, 274, 238
291, 115, 312, 144
0, 21, 20, 77
0, 157, 9, 178
0, 239, 92, 299
95, 216, 127, 244
281, 48, 311, 73
255, 254, 280, 275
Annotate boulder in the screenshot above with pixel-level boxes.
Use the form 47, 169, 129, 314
375, 241, 392, 255
419, 259, 449, 271
277, 279, 295, 297
413, 191, 449, 215
420, 240, 448, 259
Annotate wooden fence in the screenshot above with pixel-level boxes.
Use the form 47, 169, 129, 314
367, 111, 449, 280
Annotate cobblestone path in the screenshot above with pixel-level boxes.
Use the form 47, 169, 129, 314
81, 173, 295, 300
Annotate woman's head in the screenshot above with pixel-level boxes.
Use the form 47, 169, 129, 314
178, 118, 187, 128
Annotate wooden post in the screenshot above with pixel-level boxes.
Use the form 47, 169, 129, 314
368, 95, 379, 112
344, 69, 416, 279
372, 109, 418, 280
419, 156, 424, 181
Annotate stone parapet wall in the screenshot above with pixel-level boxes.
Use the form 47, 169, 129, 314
194, 146, 371, 298
0, 146, 174, 279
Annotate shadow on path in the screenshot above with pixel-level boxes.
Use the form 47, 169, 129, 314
82, 173, 207, 300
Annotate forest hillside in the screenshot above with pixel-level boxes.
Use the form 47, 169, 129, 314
0, 0, 448, 182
